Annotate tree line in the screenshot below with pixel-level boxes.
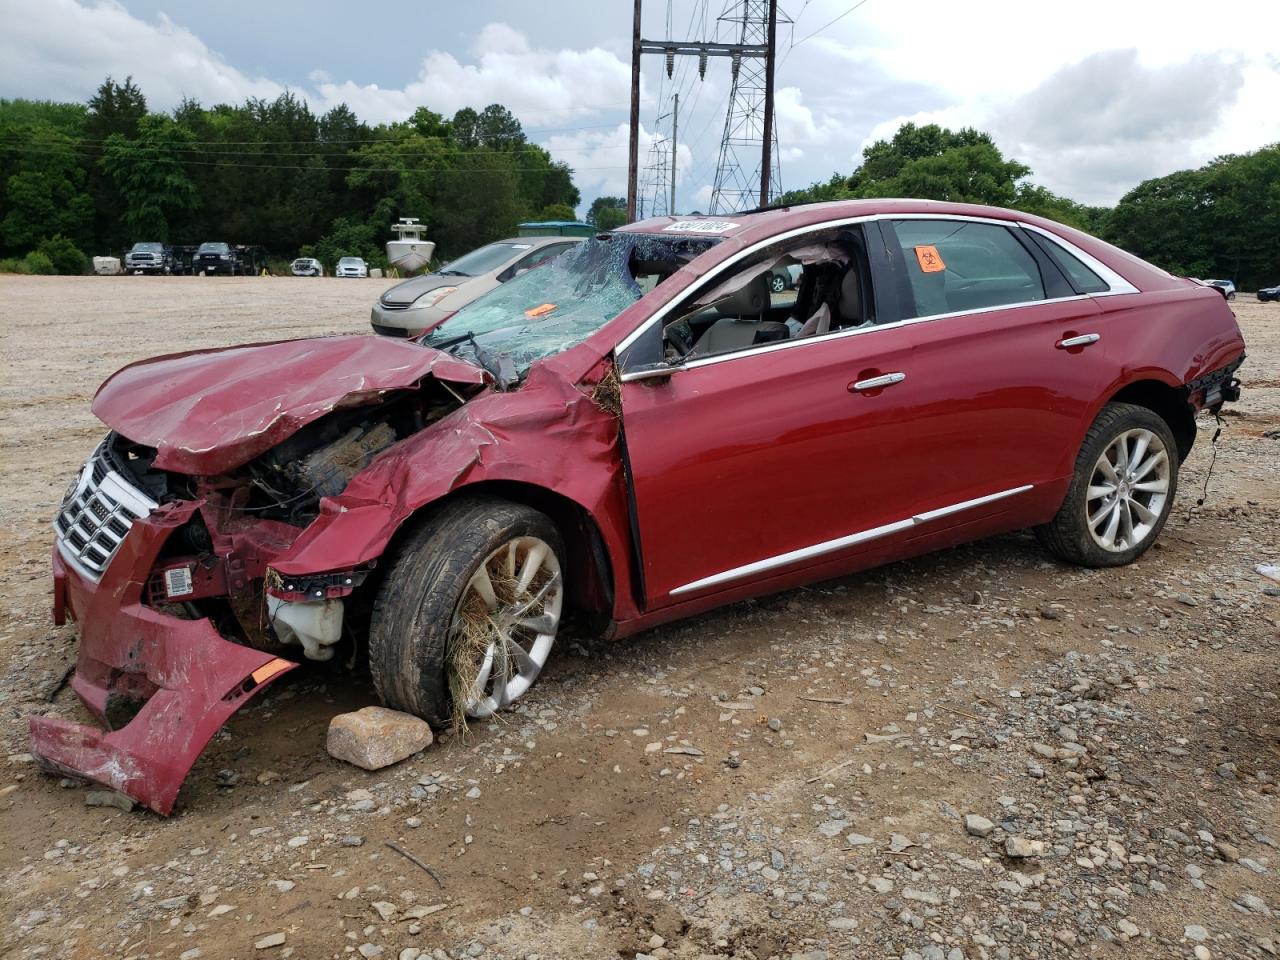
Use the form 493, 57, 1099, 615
775, 123, 1279, 291
0, 77, 582, 273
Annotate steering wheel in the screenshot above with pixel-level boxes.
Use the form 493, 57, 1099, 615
664, 320, 695, 357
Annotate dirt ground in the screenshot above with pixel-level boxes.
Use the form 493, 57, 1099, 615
0, 275, 1276, 960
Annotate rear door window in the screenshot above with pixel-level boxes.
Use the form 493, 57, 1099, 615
885, 219, 1046, 318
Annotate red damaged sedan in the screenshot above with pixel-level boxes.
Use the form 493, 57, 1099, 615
34, 200, 1245, 813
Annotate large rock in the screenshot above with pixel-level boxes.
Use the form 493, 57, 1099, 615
326, 706, 433, 770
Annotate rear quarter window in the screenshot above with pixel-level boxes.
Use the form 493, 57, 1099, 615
1027, 231, 1111, 294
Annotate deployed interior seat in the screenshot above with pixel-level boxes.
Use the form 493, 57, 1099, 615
689, 273, 787, 356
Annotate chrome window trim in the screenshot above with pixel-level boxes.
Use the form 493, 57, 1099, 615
669, 484, 1034, 596
615, 212, 1124, 381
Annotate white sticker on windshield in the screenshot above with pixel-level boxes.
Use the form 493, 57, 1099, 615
664, 220, 740, 234
510, 244, 533, 250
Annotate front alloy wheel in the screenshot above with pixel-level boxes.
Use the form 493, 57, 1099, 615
452, 536, 563, 718
769, 274, 786, 293
368, 498, 565, 727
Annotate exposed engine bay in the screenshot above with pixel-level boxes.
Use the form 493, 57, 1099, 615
83, 379, 475, 665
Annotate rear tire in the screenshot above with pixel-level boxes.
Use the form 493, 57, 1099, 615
1035, 403, 1179, 567
368, 497, 565, 727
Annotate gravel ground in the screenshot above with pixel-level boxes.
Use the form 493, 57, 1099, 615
0, 275, 1276, 960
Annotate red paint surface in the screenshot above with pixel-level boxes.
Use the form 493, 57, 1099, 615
92, 335, 485, 473
31, 502, 297, 815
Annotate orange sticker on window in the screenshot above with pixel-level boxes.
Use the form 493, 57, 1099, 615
524, 303, 557, 318
914, 245, 945, 273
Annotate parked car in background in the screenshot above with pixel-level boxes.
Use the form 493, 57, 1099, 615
336, 257, 369, 278
1257, 284, 1279, 302
124, 242, 174, 275
291, 257, 324, 277
1205, 279, 1236, 300
194, 242, 240, 275
371, 236, 581, 336
33, 199, 1245, 815
769, 261, 803, 292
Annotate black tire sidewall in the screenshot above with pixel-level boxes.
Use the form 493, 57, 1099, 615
1039, 403, 1180, 568
368, 498, 564, 727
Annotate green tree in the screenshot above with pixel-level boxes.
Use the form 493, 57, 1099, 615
100, 114, 198, 240
536, 203, 577, 221
586, 196, 627, 231
37, 234, 88, 274
0, 125, 94, 251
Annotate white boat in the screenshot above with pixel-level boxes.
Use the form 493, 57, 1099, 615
386, 218, 436, 275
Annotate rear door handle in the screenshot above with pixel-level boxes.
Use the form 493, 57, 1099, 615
1056, 333, 1100, 349
850, 372, 906, 392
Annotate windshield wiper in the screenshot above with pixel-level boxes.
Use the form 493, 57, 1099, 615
430, 331, 517, 389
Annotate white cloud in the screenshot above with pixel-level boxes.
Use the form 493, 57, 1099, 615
540, 123, 694, 209
0, 0, 285, 106
312, 22, 634, 127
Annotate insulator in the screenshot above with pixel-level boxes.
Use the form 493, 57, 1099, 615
731, 50, 741, 81
665, 48, 675, 78
698, 51, 707, 79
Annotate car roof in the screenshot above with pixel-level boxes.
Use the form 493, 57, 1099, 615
615, 198, 1179, 292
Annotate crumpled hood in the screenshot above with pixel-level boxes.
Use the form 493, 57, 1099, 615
381, 273, 469, 306
92, 335, 486, 474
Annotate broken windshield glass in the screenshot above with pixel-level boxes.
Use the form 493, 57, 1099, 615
423, 232, 717, 378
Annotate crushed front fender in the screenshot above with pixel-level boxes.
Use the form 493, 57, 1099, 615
30, 500, 297, 815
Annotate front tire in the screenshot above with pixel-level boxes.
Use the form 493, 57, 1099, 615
1035, 403, 1178, 567
368, 498, 565, 727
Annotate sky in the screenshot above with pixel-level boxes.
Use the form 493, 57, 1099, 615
1, 0, 1277, 214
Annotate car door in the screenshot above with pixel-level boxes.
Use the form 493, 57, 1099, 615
619, 321, 924, 606
880, 217, 1118, 516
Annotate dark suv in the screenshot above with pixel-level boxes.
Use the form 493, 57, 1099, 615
124, 242, 175, 275
194, 242, 241, 275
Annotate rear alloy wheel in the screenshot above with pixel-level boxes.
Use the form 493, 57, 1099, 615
1035, 403, 1179, 567
368, 498, 565, 726
769, 274, 786, 293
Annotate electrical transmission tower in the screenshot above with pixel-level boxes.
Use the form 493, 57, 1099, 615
638, 134, 672, 219
626, 0, 781, 221
709, 1, 786, 214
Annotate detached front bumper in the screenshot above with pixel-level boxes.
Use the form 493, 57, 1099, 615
30, 500, 297, 815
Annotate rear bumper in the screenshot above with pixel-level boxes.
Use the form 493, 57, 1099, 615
30, 501, 296, 815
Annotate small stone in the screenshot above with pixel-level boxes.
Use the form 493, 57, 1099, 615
817, 820, 845, 838
326, 706, 433, 770
1004, 836, 1044, 858
85, 789, 135, 811
964, 814, 995, 838
372, 901, 397, 921
1195, 947, 1212, 960
466, 786, 482, 799
268, 880, 295, 893
342, 835, 366, 847
767, 718, 782, 732
1185, 924, 1209, 942
868, 877, 894, 893
180, 950, 202, 960
254, 932, 286, 949
1117, 919, 1140, 937
358, 945, 384, 958
1214, 841, 1240, 862
846, 833, 874, 847
399, 950, 423, 960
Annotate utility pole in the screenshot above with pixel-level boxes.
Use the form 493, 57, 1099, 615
759, 0, 777, 206
670, 92, 679, 216
626, 0, 643, 223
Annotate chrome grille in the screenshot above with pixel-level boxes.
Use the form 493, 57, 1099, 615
54, 442, 158, 580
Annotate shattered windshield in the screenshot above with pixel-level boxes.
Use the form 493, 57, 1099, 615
422, 232, 718, 379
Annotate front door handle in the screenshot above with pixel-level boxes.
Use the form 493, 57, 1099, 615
850, 372, 906, 392
1056, 333, 1100, 349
